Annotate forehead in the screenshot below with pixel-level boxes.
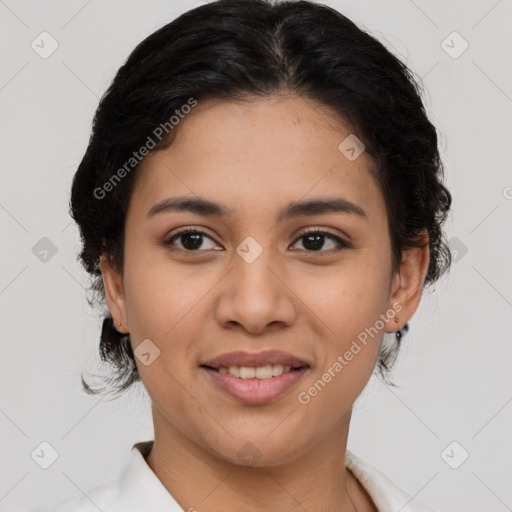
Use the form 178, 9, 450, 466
131, 96, 386, 229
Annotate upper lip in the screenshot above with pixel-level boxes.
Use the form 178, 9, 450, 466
201, 350, 310, 369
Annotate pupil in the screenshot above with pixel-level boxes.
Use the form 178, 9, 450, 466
182, 233, 203, 250
304, 234, 324, 251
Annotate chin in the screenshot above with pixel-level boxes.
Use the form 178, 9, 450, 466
203, 432, 308, 469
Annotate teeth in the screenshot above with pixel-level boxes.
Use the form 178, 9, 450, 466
255, 365, 273, 379
228, 366, 240, 378
218, 364, 295, 379
271, 365, 282, 377
239, 367, 255, 379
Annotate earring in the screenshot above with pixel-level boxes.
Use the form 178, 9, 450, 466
394, 316, 401, 340
395, 321, 409, 341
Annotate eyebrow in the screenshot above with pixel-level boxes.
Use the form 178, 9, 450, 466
147, 196, 367, 221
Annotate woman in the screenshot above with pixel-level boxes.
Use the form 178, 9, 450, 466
45, 0, 451, 510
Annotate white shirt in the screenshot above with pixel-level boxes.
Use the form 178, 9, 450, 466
43, 440, 437, 512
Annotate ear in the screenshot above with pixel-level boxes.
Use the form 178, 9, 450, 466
385, 231, 430, 332
100, 253, 129, 334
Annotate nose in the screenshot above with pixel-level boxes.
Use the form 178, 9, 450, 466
214, 242, 297, 335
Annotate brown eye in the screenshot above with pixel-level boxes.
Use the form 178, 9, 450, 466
291, 229, 349, 253
164, 228, 219, 252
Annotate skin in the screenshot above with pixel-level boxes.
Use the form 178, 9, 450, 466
100, 95, 430, 512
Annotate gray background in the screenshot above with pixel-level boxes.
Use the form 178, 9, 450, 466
1, 1, 511, 511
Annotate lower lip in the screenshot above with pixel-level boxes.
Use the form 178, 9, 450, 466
202, 367, 309, 405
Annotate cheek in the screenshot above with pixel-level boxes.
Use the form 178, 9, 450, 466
122, 247, 207, 336
295, 254, 390, 338
293, 255, 390, 401
121, 250, 221, 386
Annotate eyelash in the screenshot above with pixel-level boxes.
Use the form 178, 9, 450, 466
163, 227, 349, 254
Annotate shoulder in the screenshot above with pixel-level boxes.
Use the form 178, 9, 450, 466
42, 479, 120, 512
41, 440, 180, 512
345, 450, 438, 512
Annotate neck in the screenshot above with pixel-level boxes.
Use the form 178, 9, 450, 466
145, 405, 374, 512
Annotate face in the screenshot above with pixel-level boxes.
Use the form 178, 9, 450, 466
101, 95, 428, 467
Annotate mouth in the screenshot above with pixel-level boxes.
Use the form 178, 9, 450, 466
199, 350, 311, 405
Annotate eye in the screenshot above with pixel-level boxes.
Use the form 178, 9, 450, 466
164, 228, 220, 252
164, 227, 349, 254
290, 228, 349, 253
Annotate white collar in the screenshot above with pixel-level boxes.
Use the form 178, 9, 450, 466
344, 449, 437, 511
115, 440, 182, 510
